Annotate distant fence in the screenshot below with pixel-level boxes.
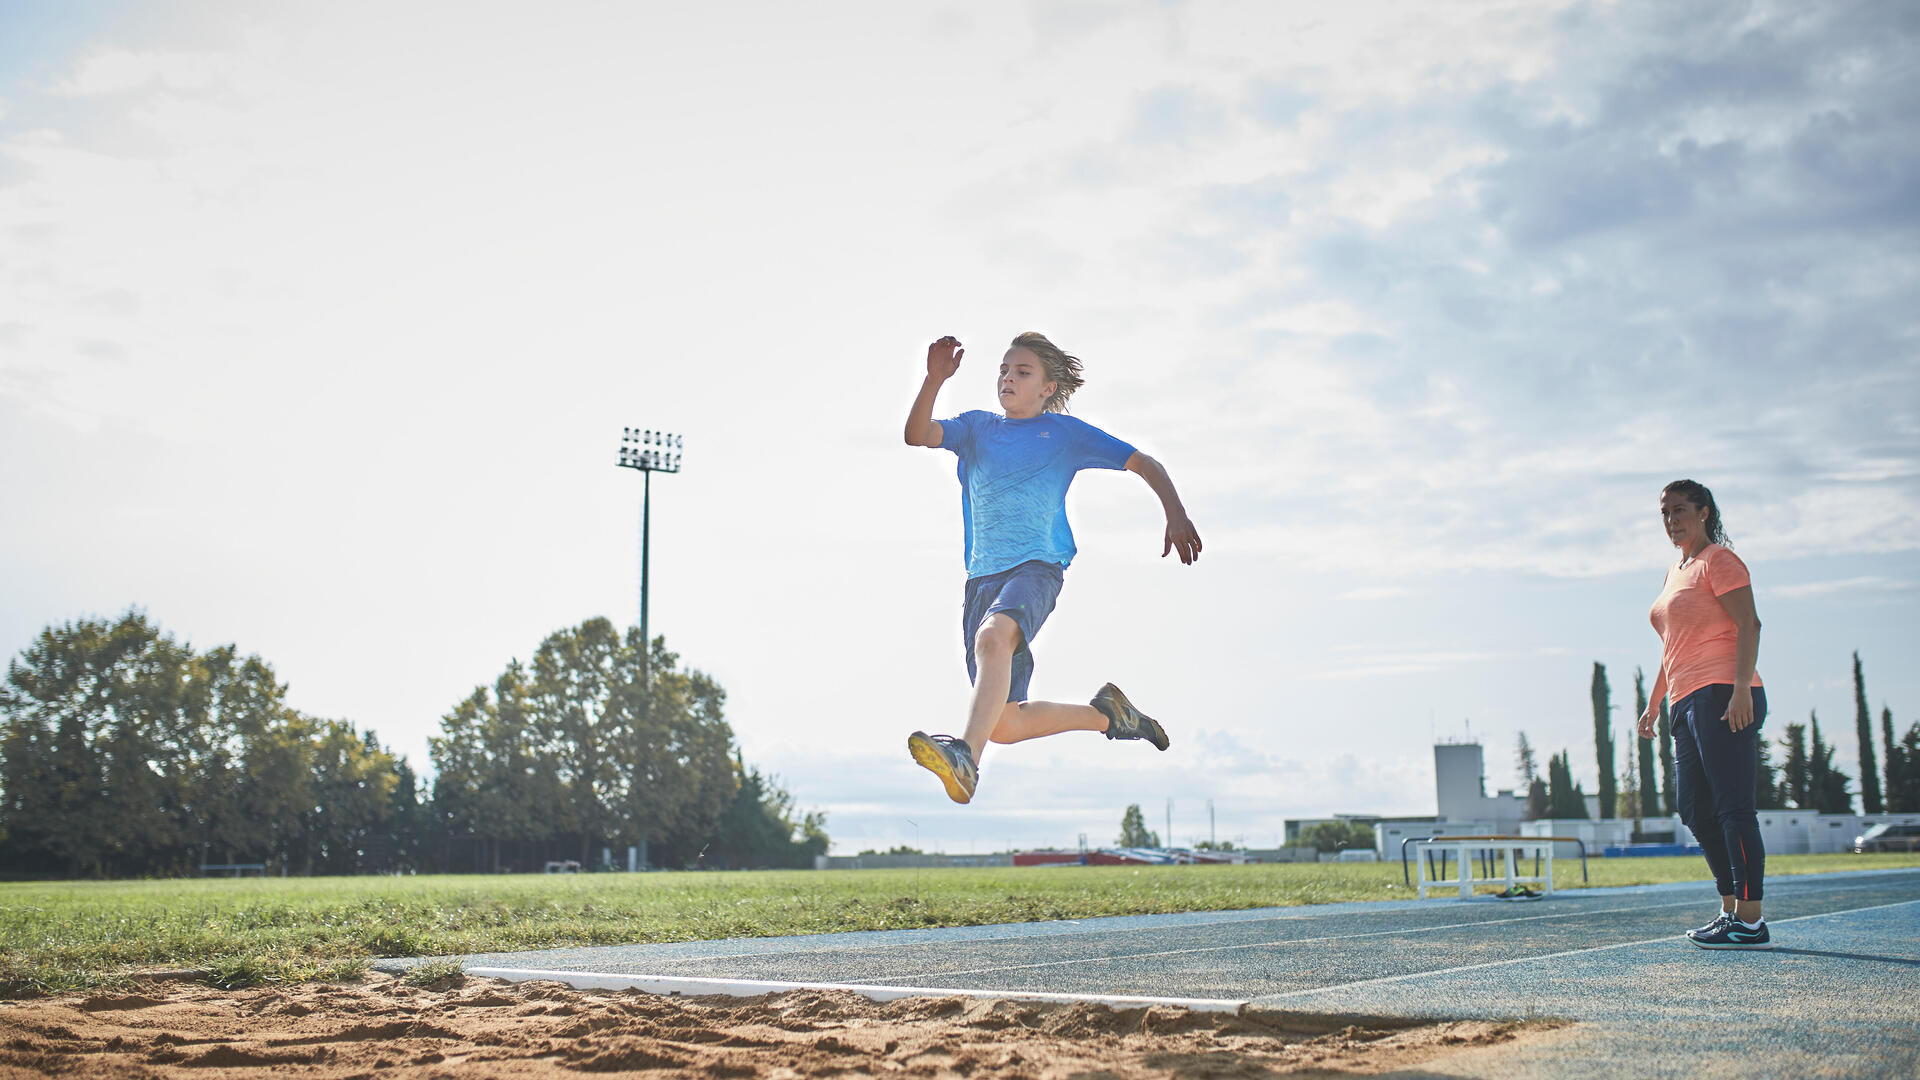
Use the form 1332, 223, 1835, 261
815, 853, 1015, 870
814, 847, 1320, 870
199, 863, 269, 877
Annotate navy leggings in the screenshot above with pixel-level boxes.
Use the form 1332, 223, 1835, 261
1672, 683, 1768, 902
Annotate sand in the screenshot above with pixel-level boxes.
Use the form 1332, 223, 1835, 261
0, 972, 1568, 1078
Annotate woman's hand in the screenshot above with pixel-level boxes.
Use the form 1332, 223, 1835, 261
1723, 685, 1756, 732
1637, 704, 1659, 740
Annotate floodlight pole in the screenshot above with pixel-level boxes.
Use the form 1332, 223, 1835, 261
616, 428, 684, 669
640, 468, 651, 654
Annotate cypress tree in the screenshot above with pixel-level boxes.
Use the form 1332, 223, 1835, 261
1755, 734, 1784, 810
1881, 706, 1905, 813
1657, 694, 1676, 815
1634, 669, 1660, 817
1782, 723, 1809, 809
1515, 731, 1537, 788
1592, 663, 1615, 819
1810, 712, 1854, 814
1854, 653, 1882, 813
1525, 777, 1548, 821
1899, 721, 1920, 813
1547, 751, 1589, 819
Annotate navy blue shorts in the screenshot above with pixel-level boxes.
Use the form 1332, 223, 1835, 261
962, 560, 1064, 703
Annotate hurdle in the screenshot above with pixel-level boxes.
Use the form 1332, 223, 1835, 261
1399, 835, 1588, 899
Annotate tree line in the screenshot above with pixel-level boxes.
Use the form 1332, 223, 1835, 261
1515, 653, 1920, 821
0, 611, 826, 878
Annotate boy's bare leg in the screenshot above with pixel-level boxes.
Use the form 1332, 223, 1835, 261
989, 700, 1107, 744
960, 614, 1021, 761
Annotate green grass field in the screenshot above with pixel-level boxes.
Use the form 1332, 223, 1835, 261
5, 852, 1915, 996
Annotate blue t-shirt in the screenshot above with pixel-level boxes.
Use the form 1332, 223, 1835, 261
937, 410, 1137, 579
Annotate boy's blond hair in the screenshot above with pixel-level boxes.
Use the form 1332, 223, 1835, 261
1009, 331, 1085, 413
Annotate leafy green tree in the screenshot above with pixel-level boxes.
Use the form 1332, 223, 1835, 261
0, 612, 312, 876
1634, 669, 1660, 818
529, 619, 629, 865
623, 634, 739, 865
1591, 663, 1615, 819
2, 611, 414, 878
1298, 821, 1375, 854
703, 754, 827, 868
1854, 653, 1882, 813
1117, 804, 1159, 847
429, 665, 565, 873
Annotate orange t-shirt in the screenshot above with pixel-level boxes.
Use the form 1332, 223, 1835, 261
1649, 544, 1762, 704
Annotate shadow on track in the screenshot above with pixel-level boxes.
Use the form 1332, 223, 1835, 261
1768, 947, 1920, 968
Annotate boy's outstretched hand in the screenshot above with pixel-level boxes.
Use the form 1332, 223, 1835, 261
1164, 515, 1202, 564
927, 336, 963, 381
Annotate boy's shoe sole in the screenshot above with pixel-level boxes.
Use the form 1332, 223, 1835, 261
1092, 683, 1170, 751
908, 731, 976, 805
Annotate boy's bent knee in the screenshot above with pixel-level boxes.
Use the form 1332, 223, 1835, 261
973, 614, 1023, 656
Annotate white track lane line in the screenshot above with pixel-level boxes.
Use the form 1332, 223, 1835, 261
883, 898, 1711, 981
1253, 897, 1920, 1001
461, 967, 1249, 1012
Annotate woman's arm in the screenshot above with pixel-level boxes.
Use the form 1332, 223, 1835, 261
1638, 667, 1669, 739
1715, 585, 1762, 732
1124, 452, 1201, 564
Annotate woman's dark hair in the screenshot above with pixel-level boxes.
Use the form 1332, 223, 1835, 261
1663, 479, 1730, 548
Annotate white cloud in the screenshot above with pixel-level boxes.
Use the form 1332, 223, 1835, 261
1774, 576, 1916, 599
52, 47, 225, 96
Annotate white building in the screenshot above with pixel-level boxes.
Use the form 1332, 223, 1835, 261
1368, 740, 1919, 859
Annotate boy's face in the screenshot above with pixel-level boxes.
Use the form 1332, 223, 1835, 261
999, 347, 1056, 418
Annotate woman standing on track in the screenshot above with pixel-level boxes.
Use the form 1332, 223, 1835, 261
1639, 479, 1772, 949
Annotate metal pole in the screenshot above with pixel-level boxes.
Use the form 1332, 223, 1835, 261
641, 468, 652, 661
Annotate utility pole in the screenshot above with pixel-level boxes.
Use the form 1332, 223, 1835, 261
615, 427, 683, 662
1165, 798, 1173, 850
1208, 799, 1215, 848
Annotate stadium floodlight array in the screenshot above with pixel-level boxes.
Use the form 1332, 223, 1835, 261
617, 428, 684, 473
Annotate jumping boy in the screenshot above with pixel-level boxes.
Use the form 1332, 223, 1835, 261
902, 332, 1202, 804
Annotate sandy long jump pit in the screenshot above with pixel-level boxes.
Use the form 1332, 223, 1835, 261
0, 970, 1564, 1079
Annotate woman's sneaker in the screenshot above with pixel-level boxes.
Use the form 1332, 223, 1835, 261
1091, 683, 1170, 750
1690, 917, 1772, 950
1686, 911, 1734, 942
908, 732, 978, 804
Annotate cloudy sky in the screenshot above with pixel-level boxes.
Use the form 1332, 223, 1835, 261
3, 0, 1916, 855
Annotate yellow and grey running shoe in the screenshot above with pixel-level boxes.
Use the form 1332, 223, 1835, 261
908, 731, 978, 804
1092, 683, 1170, 751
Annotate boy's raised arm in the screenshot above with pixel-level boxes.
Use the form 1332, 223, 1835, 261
904, 335, 963, 447
1125, 451, 1202, 565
